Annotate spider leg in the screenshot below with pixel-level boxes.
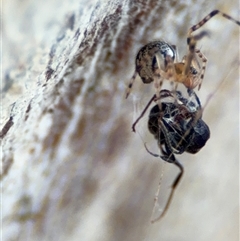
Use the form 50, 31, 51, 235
184, 31, 209, 77
155, 53, 179, 91
183, 10, 240, 90
126, 71, 138, 99
154, 52, 167, 109
171, 44, 179, 62
190, 54, 200, 70
194, 49, 207, 90
153, 77, 164, 109
181, 10, 240, 90
181, 47, 207, 90
187, 10, 240, 37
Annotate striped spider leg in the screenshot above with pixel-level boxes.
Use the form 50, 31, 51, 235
185, 10, 240, 90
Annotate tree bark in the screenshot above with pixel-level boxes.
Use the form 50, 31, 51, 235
2, 0, 239, 240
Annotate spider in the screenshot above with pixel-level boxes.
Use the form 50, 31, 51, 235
132, 89, 210, 222
125, 10, 240, 99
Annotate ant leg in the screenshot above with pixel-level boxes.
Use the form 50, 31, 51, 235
150, 162, 166, 224
144, 142, 166, 169
145, 142, 184, 223
152, 154, 184, 223
152, 159, 184, 222
144, 143, 167, 223
144, 142, 160, 157
132, 94, 156, 132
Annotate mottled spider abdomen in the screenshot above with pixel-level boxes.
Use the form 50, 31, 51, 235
135, 40, 176, 84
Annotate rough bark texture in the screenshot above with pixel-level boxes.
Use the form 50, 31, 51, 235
2, 0, 239, 240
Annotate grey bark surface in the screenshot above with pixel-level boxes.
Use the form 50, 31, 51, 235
2, 0, 239, 241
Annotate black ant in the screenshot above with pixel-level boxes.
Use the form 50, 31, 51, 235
132, 89, 210, 222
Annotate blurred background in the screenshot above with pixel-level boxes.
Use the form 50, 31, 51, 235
2, 0, 239, 240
